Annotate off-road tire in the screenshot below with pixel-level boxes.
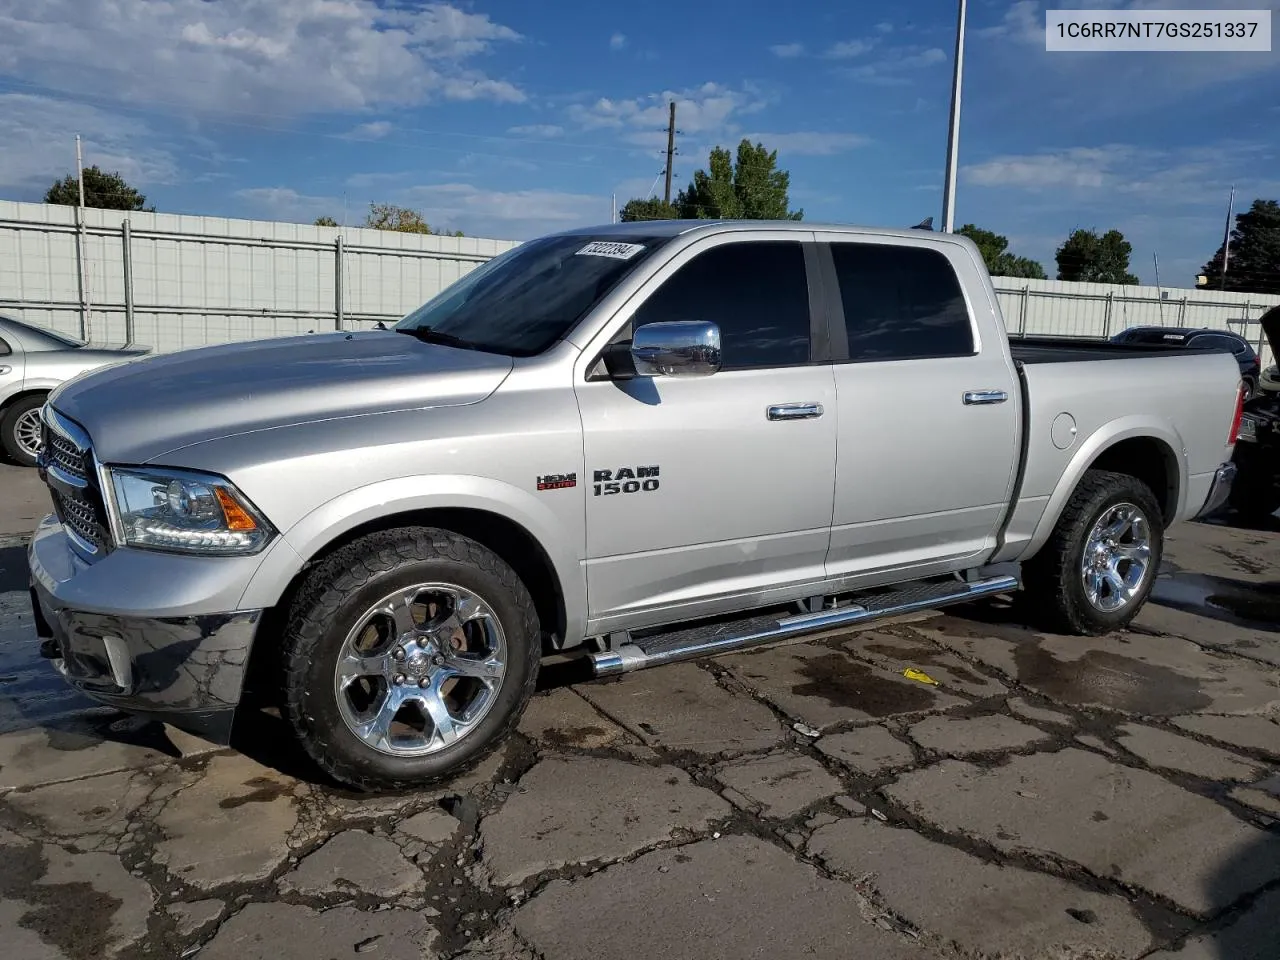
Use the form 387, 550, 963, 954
281, 526, 540, 792
1020, 469, 1164, 636
1, 394, 45, 467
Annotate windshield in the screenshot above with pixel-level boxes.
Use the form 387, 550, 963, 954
395, 234, 671, 356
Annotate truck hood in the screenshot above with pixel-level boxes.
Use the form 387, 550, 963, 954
49, 330, 514, 464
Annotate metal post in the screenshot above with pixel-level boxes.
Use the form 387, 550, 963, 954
74, 134, 91, 340
1220, 184, 1235, 287
1178, 296, 1187, 326
939, 0, 967, 233
122, 219, 135, 346
1103, 291, 1113, 337
1018, 285, 1029, 336
335, 235, 345, 331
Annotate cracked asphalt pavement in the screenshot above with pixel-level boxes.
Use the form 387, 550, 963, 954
1, 465, 1278, 960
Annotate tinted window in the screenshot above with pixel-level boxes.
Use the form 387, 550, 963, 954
397, 234, 671, 357
0, 337, 10, 357
631, 241, 811, 370
1190, 334, 1247, 355
829, 243, 974, 361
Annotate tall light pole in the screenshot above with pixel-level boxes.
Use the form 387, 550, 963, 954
940, 0, 968, 234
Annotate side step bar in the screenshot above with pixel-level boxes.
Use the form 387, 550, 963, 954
588, 574, 1019, 678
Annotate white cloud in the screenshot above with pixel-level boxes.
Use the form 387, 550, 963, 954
0, 0, 526, 117
610, 32, 627, 50
875, 22, 895, 34
0, 93, 178, 192
823, 39, 877, 59
341, 121, 393, 141
963, 142, 1280, 206
769, 42, 805, 58
233, 186, 338, 223
842, 46, 946, 85
974, 0, 1041, 42
741, 131, 870, 155
507, 124, 565, 138
399, 182, 609, 238
567, 82, 770, 150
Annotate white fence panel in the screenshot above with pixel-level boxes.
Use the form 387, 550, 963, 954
0, 201, 1275, 366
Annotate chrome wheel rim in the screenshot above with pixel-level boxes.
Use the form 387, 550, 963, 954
14, 407, 43, 459
333, 582, 507, 757
1080, 502, 1153, 613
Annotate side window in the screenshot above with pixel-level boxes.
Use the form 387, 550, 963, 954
630, 241, 812, 370
829, 242, 975, 362
1190, 334, 1241, 354
0, 337, 10, 357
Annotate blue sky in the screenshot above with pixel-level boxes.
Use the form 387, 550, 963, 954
0, 0, 1277, 285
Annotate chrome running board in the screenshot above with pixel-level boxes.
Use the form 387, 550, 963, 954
588, 574, 1019, 678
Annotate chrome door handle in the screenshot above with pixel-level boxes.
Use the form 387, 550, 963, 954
767, 402, 824, 421
963, 390, 1008, 405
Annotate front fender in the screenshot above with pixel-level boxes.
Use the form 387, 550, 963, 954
237, 474, 588, 645
1023, 416, 1187, 559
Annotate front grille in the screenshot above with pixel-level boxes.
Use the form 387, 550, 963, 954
53, 490, 102, 550
41, 408, 109, 558
47, 430, 87, 480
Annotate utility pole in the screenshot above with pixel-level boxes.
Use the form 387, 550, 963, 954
663, 101, 676, 206
74, 134, 91, 340
611, 193, 617, 223
1220, 184, 1235, 287
940, 0, 967, 233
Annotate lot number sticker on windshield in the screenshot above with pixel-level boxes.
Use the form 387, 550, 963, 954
575, 241, 646, 260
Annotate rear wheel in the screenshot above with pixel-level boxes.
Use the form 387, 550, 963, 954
282, 526, 540, 791
1, 395, 46, 467
1021, 469, 1163, 635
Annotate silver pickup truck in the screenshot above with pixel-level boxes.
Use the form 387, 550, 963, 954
28, 220, 1246, 790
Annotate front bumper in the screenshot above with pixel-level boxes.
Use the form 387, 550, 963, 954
1193, 461, 1237, 520
28, 517, 263, 744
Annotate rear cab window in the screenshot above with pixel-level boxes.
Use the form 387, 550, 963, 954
826, 242, 975, 362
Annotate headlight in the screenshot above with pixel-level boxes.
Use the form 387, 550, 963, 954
106, 467, 273, 555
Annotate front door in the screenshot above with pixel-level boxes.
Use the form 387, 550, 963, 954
574, 234, 838, 633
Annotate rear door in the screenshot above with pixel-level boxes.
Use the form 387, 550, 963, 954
815, 233, 1021, 583
574, 232, 838, 632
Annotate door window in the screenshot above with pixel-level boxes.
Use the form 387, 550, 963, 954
630, 241, 812, 370
829, 242, 975, 362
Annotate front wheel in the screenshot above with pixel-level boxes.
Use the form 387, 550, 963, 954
1021, 469, 1164, 635
1, 395, 46, 467
282, 527, 540, 791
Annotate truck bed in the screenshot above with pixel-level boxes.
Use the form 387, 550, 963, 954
1008, 335, 1228, 365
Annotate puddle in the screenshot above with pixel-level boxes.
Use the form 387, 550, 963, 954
1151, 573, 1280, 632
1012, 641, 1212, 716
0, 609, 99, 734
791, 654, 940, 716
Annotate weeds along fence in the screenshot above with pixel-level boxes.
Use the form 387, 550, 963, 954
0, 200, 1275, 365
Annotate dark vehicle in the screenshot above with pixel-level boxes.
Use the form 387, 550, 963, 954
1110, 326, 1263, 396
1228, 308, 1280, 522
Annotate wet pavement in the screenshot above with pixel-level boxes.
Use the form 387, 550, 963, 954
0, 511, 1277, 959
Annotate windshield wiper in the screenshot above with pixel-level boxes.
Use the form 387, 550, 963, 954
395, 326, 482, 350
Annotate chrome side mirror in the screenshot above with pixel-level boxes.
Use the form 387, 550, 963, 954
630, 321, 721, 378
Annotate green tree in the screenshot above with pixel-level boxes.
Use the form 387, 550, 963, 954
956, 224, 1046, 279
1199, 198, 1280, 295
366, 202, 431, 234
619, 197, 680, 222
364, 203, 464, 236
1054, 228, 1139, 284
44, 166, 152, 211
314, 215, 338, 227
675, 140, 803, 220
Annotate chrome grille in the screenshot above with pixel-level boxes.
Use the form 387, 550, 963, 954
41, 408, 109, 558
48, 430, 87, 481
53, 490, 102, 549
